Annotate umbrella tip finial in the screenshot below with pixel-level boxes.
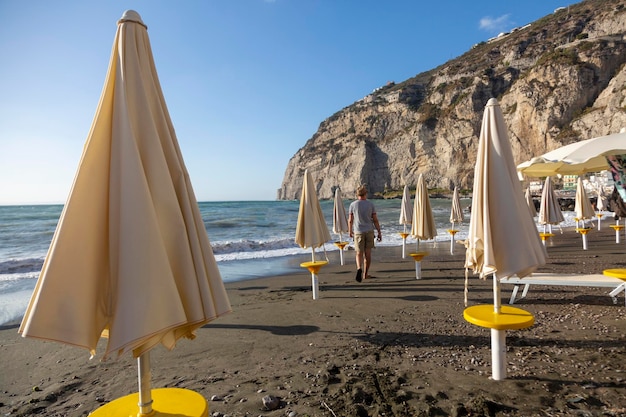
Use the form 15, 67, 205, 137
487, 98, 499, 106
119, 10, 145, 26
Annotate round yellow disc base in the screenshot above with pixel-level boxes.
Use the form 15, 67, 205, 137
89, 388, 208, 417
464, 304, 534, 330
408, 251, 428, 262
300, 260, 328, 274
603, 269, 626, 280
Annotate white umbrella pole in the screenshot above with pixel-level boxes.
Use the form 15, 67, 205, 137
491, 328, 506, 381
338, 232, 345, 266
402, 238, 406, 259
493, 273, 501, 314
450, 222, 455, 255
415, 261, 422, 280
582, 233, 588, 250
138, 353, 153, 415
311, 248, 319, 300
491, 272, 506, 380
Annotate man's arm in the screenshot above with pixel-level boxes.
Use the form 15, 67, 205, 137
348, 213, 354, 238
372, 212, 382, 241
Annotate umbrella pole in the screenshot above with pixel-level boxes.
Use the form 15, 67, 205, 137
493, 273, 501, 314
137, 353, 153, 415
491, 272, 506, 380
338, 232, 345, 266
450, 222, 455, 255
311, 248, 319, 300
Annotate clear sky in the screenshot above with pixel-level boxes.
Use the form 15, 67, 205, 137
0, 0, 573, 204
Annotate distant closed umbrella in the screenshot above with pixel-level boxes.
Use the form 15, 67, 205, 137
332, 188, 349, 265
19, 10, 231, 416
295, 169, 331, 299
596, 185, 606, 230
450, 186, 464, 225
399, 184, 412, 258
538, 176, 564, 234
597, 186, 607, 211
575, 176, 595, 250
525, 187, 537, 218
464, 98, 545, 380
410, 174, 437, 245
449, 186, 464, 254
409, 174, 437, 278
575, 176, 595, 224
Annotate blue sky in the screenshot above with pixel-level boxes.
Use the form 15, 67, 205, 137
0, 0, 573, 204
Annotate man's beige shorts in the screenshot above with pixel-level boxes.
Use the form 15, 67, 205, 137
354, 231, 375, 252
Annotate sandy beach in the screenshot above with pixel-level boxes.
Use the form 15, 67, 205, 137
1, 223, 625, 417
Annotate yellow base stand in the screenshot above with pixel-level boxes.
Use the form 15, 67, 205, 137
333, 241, 348, 250
610, 224, 624, 244
463, 304, 534, 330
576, 228, 590, 250
300, 260, 328, 274
89, 387, 208, 417
300, 261, 328, 300
408, 251, 428, 262
539, 232, 554, 246
447, 230, 459, 255
464, 305, 534, 381
408, 251, 428, 279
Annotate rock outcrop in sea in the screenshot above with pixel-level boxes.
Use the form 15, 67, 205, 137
277, 0, 626, 200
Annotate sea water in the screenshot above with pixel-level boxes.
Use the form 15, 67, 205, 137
0, 199, 591, 325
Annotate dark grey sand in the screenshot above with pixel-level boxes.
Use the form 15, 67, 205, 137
1, 223, 625, 416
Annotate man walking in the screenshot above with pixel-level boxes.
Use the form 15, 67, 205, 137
348, 185, 382, 282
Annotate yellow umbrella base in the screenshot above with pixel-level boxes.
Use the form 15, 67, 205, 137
463, 305, 534, 330
89, 387, 208, 417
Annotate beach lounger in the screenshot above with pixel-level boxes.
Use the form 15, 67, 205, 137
500, 273, 626, 306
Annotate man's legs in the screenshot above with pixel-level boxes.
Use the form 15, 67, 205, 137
363, 248, 372, 278
355, 250, 364, 271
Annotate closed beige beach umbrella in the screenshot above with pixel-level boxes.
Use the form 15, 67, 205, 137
450, 186, 464, 225
464, 98, 545, 380
465, 98, 546, 283
332, 188, 349, 265
449, 186, 464, 254
409, 174, 437, 278
575, 176, 595, 224
399, 184, 413, 258
575, 176, 595, 250
538, 176, 564, 233
525, 187, 537, 218
295, 169, 331, 299
19, 10, 231, 416
410, 174, 437, 246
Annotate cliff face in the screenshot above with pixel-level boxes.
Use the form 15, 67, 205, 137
277, 0, 626, 200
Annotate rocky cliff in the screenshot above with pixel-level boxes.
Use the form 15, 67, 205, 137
277, 0, 626, 200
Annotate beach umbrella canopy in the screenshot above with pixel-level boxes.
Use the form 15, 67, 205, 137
465, 98, 546, 280
19, 9, 231, 360
19, 10, 232, 415
450, 186, 464, 224
517, 129, 626, 177
410, 174, 437, 241
295, 170, 332, 253
575, 176, 595, 220
399, 184, 413, 227
332, 188, 349, 237
538, 176, 564, 225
